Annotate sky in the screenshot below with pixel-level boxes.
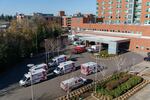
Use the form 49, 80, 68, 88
0, 0, 96, 16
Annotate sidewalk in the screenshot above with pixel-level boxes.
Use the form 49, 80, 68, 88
84, 96, 97, 100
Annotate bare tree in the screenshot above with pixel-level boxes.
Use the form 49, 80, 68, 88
115, 56, 126, 72
45, 38, 62, 60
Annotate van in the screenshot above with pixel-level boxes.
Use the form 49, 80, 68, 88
53, 61, 75, 75
30, 63, 48, 71
48, 55, 67, 67
60, 77, 87, 91
19, 69, 47, 86
87, 45, 101, 53
81, 62, 99, 75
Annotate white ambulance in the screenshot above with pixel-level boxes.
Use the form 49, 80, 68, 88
19, 69, 47, 86
81, 62, 99, 75
53, 61, 75, 75
30, 63, 48, 71
48, 55, 67, 67
87, 45, 101, 53
60, 77, 87, 91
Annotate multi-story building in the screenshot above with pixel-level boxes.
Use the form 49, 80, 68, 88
96, 0, 150, 25
33, 13, 62, 26
62, 16, 72, 29
71, 0, 150, 54
58, 11, 66, 16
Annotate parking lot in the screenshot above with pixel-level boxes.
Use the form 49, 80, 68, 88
0, 51, 144, 100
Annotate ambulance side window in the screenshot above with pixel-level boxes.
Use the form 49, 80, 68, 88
26, 77, 30, 81
60, 68, 63, 71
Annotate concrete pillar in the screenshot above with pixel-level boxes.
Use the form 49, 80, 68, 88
108, 42, 118, 54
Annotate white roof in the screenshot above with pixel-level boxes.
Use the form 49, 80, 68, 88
81, 62, 97, 68
77, 33, 129, 42
61, 77, 81, 85
26, 68, 46, 78
34, 63, 47, 67
58, 61, 74, 68
53, 55, 66, 60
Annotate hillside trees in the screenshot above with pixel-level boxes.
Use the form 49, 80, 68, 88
0, 16, 63, 71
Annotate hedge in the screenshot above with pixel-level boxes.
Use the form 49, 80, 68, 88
96, 73, 143, 98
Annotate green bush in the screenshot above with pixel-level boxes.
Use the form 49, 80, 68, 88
106, 74, 131, 90
96, 73, 143, 98
98, 50, 116, 58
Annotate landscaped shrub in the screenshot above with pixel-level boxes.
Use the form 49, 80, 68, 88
110, 76, 143, 98
96, 73, 143, 98
106, 74, 131, 90
98, 50, 116, 58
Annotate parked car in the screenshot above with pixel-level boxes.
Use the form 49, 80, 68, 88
53, 61, 76, 75
19, 69, 47, 86
60, 77, 87, 91
72, 45, 86, 54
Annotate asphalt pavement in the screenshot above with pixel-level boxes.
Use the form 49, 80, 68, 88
0, 52, 144, 100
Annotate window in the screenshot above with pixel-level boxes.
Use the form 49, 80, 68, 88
145, 14, 150, 18
147, 48, 150, 50
146, 2, 150, 6
102, 1, 105, 5
116, 10, 121, 14
141, 46, 144, 50
108, 1, 113, 4
129, 4, 133, 8
146, 8, 150, 12
144, 20, 150, 24
117, 5, 121, 8
136, 45, 139, 49
117, 0, 122, 3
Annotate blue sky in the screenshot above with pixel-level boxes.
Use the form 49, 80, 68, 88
0, 0, 96, 15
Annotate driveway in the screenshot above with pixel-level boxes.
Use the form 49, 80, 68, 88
0, 52, 144, 100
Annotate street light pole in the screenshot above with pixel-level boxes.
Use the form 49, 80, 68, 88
95, 54, 98, 93
27, 64, 34, 100
30, 70, 34, 100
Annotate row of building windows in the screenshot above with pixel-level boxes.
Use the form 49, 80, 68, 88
144, 20, 150, 24
136, 45, 150, 51
82, 28, 143, 35
98, 1, 150, 8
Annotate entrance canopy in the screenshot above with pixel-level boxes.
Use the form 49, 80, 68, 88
75, 31, 130, 54
76, 33, 130, 44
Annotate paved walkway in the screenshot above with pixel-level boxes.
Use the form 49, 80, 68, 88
84, 96, 96, 100
129, 61, 150, 100
129, 84, 150, 100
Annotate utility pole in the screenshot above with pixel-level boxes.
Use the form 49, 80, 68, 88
95, 54, 98, 93
27, 64, 34, 100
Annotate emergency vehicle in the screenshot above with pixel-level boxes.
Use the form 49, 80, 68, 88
87, 45, 101, 53
48, 55, 67, 67
72, 45, 86, 54
53, 61, 75, 75
30, 63, 48, 71
60, 77, 87, 91
81, 62, 99, 75
19, 69, 47, 86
